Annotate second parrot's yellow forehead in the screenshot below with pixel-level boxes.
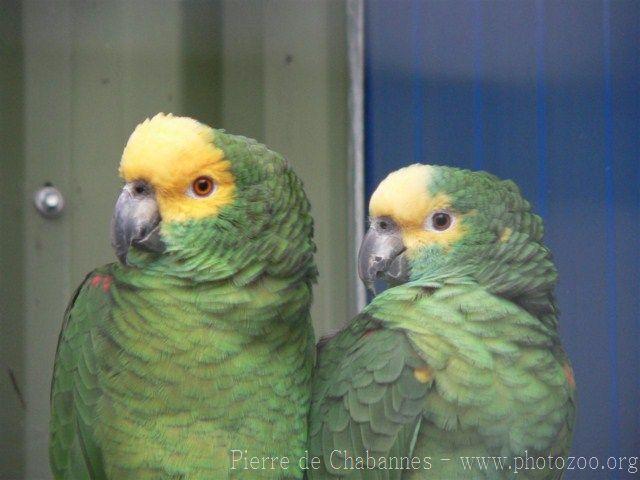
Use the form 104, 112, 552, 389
119, 114, 235, 222
370, 164, 447, 226
369, 164, 466, 250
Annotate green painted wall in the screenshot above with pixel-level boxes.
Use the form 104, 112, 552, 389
1, 1, 350, 478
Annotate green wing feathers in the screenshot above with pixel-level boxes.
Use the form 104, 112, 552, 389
50, 269, 112, 480
309, 282, 576, 479
309, 318, 432, 479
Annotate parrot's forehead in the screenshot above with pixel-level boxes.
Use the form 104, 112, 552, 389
120, 113, 224, 183
118, 113, 236, 222
369, 164, 449, 226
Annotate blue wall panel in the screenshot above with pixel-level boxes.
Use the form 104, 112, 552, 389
365, 1, 639, 478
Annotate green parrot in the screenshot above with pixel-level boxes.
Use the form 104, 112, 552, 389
308, 164, 576, 479
49, 113, 317, 479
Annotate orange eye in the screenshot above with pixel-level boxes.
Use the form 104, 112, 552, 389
191, 176, 215, 197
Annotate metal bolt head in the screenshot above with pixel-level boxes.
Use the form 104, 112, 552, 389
34, 185, 65, 218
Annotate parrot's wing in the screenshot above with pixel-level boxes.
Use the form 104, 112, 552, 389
49, 269, 112, 480
309, 282, 576, 479
309, 313, 432, 479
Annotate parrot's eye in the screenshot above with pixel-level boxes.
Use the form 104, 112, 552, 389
189, 176, 216, 198
427, 211, 453, 231
133, 182, 148, 195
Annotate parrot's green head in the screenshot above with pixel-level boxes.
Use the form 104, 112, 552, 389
111, 113, 316, 283
359, 164, 557, 302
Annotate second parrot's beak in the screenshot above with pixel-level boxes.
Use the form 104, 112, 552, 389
111, 181, 165, 265
357, 218, 410, 292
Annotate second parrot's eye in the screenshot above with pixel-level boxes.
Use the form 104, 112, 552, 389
427, 211, 453, 231
189, 176, 216, 198
133, 183, 147, 195
373, 217, 397, 232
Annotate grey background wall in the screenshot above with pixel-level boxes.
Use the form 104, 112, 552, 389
0, 1, 352, 478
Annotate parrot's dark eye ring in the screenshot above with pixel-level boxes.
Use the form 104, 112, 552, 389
189, 176, 216, 198
426, 211, 454, 231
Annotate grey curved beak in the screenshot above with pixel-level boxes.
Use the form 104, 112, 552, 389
110, 181, 165, 265
357, 218, 410, 292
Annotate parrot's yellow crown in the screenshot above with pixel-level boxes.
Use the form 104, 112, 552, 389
119, 113, 235, 222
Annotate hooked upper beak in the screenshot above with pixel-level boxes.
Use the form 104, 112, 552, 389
357, 218, 410, 292
110, 181, 165, 265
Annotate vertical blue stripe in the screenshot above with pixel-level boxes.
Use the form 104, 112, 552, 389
602, 0, 621, 470
534, 0, 548, 219
472, 0, 485, 170
411, 0, 426, 164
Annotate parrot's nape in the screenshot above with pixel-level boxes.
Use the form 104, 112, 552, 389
309, 164, 576, 479
49, 114, 317, 479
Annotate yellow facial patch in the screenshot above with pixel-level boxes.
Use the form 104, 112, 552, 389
119, 113, 235, 222
369, 164, 467, 251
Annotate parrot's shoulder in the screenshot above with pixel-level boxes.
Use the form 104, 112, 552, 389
71, 264, 118, 304
55, 265, 117, 360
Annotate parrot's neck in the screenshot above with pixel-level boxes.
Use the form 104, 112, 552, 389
476, 249, 559, 330
411, 241, 559, 330
110, 262, 313, 335
407, 266, 559, 332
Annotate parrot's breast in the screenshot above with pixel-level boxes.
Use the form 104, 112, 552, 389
94, 271, 314, 479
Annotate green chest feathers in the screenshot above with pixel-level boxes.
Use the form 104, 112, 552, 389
95, 274, 313, 479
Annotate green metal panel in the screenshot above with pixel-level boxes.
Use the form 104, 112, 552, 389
263, 0, 349, 336
219, 0, 266, 140
3, 1, 350, 477
181, 0, 225, 129
0, 1, 26, 477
